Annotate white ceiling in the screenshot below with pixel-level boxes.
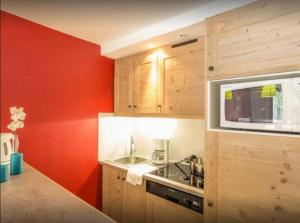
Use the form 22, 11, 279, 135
1, 0, 256, 58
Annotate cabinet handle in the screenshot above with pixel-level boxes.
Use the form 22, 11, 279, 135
122, 177, 126, 181
133, 105, 137, 108
158, 105, 162, 113
208, 66, 214, 71
207, 200, 214, 207
117, 176, 121, 180
128, 105, 132, 108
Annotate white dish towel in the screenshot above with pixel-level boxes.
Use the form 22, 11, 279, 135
126, 164, 157, 186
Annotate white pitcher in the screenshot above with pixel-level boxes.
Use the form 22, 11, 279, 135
0, 133, 17, 163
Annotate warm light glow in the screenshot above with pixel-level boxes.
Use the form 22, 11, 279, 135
151, 59, 157, 86
153, 49, 167, 58
98, 115, 136, 161
100, 116, 177, 140
147, 43, 155, 49
101, 117, 134, 139
136, 118, 177, 139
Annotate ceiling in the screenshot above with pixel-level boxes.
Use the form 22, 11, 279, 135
1, 0, 255, 58
1, 0, 210, 43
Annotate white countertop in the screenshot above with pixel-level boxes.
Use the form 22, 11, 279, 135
99, 160, 204, 198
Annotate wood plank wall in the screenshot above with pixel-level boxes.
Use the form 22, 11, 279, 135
204, 1, 300, 223
206, 0, 300, 80
216, 133, 300, 223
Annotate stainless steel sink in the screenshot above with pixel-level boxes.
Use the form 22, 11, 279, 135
113, 156, 146, 165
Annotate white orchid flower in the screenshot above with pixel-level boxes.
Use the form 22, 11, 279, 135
15, 110, 26, 121
9, 106, 18, 114
8, 121, 18, 131
9, 107, 26, 120
11, 113, 19, 121
7, 120, 24, 131
18, 121, 24, 129
7, 106, 26, 132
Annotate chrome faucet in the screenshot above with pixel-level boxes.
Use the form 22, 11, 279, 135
130, 136, 135, 157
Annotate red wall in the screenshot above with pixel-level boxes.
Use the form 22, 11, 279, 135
0, 11, 114, 209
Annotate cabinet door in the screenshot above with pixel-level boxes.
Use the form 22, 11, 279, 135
158, 37, 205, 116
114, 56, 134, 114
122, 173, 146, 223
206, 0, 300, 80
205, 132, 300, 223
146, 193, 203, 223
102, 165, 123, 223
133, 53, 159, 114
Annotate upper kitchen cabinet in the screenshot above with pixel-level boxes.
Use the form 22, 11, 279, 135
158, 37, 205, 117
133, 52, 159, 114
206, 0, 300, 80
114, 56, 134, 114
114, 37, 205, 118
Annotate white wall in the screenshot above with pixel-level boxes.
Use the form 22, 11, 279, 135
98, 114, 135, 161
98, 113, 205, 162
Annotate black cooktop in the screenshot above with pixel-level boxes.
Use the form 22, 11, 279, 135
149, 163, 204, 189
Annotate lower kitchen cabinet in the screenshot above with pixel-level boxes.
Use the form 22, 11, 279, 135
102, 165, 123, 222
103, 164, 202, 223
146, 193, 203, 223
122, 172, 146, 223
102, 165, 146, 223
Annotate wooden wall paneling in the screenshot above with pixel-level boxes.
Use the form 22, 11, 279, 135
216, 133, 300, 223
206, 18, 219, 80
204, 131, 219, 223
205, 1, 300, 223
217, 10, 300, 78
210, 0, 300, 33
204, 16, 220, 223
206, 0, 300, 80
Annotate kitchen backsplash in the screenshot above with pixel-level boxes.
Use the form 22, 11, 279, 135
98, 113, 205, 162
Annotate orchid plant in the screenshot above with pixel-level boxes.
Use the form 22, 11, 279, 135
7, 106, 26, 133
